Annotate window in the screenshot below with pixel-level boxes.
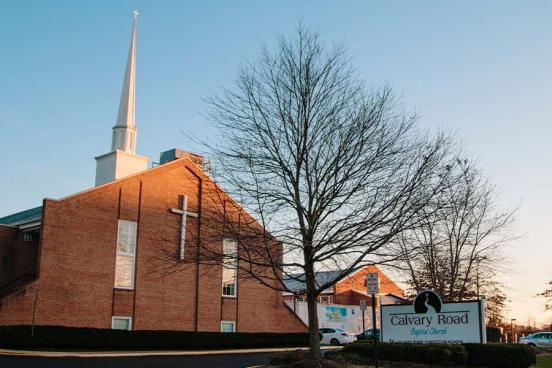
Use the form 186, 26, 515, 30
319, 295, 332, 304
221, 321, 235, 333
222, 238, 238, 297
23, 232, 33, 241
114, 220, 137, 289
112, 316, 132, 330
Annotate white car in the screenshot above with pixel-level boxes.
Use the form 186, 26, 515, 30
319, 328, 357, 345
518, 332, 552, 347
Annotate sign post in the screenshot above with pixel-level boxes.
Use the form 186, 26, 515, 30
360, 299, 367, 335
366, 272, 380, 368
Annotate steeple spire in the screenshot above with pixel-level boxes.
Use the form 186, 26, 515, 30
95, 10, 149, 187
112, 10, 139, 153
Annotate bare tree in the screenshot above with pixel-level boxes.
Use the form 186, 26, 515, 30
484, 283, 508, 327
394, 159, 515, 308
538, 280, 552, 310
167, 26, 458, 359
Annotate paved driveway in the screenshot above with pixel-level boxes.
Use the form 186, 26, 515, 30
0, 352, 270, 368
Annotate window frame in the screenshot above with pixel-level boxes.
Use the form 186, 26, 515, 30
319, 295, 332, 304
111, 316, 133, 330
220, 320, 236, 333
114, 220, 137, 290
221, 238, 238, 298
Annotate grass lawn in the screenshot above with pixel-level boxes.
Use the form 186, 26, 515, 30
537, 354, 552, 368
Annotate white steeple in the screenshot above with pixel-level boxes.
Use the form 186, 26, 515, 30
112, 9, 138, 153
95, 10, 149, 186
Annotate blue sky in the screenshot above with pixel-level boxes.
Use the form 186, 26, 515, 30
1, 0, 551, 325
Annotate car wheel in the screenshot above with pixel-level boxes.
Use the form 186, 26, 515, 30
528, 343, 536, 347
330, 338, 340, 346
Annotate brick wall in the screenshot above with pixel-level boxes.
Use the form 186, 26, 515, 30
0, 225, 39, 297
0, 158, 306, 333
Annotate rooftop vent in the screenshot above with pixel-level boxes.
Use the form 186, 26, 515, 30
159, 148, 209, 172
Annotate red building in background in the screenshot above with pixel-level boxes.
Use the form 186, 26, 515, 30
283, 265, 406, 306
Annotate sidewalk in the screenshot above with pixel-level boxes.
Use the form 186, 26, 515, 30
0, 346, 341, 358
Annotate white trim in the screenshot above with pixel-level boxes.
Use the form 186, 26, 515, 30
220, 320, 236, 333
111, 316, 133, 330
18, 221, 42, 230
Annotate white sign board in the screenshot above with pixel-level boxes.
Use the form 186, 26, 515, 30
380, 291, 485, 344
366, 272, 379, 295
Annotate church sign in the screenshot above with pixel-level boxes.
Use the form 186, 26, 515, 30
380, 291, 486, 344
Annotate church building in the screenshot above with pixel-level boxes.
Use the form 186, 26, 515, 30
0, 13, 305, 333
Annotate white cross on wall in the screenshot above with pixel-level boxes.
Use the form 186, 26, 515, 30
170, 195, 198, 260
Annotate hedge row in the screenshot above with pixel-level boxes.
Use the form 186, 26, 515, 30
343, 342, 467, 366
0, 325, 309, 350
341, 342, 536, 368
464, 343, 537, 368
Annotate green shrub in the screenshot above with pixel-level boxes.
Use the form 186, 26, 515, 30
269, 350, 342, 368
464, 343, 536, 368
343, 341, 467, 366
270, 350, 310, 365
325, 351, 365, 365
486, 326, 502, 343
0, 325, 309, 350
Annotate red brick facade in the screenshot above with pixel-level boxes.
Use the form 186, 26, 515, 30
0, 158, 306, 333
334, 265, 405, 304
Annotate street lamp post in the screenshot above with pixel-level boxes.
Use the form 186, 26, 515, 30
510, 318, 516, 343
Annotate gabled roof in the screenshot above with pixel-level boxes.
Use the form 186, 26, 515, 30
283, 270, 343, 292
0, 156, 204, 225
0, 206, 42, 226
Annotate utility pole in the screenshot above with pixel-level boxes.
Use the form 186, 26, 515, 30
510, 318, 516, 343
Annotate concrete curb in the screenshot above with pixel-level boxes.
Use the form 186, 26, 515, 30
0, 346, 342, 358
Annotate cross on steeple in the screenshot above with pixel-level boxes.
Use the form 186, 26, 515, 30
132, 9, 140, 19
170, 195, 198, 260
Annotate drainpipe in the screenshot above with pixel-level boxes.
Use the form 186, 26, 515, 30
31, 289, 39, 338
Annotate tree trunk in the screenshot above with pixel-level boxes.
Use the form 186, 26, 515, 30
306, 290, 321, 359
